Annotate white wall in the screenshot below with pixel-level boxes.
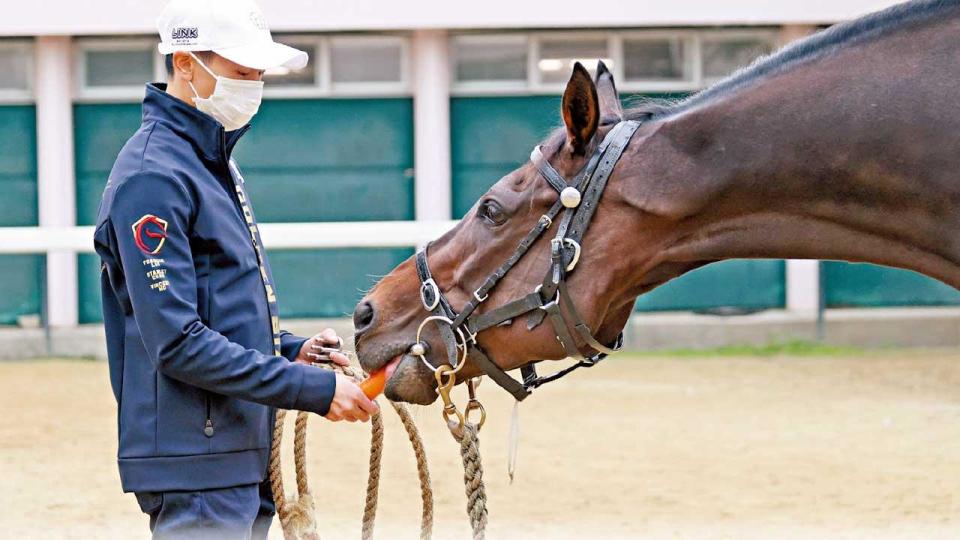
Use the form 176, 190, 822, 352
4, 0, 904, 36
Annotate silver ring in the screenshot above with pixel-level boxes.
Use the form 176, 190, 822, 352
414, 315, 469, 373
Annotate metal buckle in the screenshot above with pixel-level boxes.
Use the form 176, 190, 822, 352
538, 214, 553, 229
419, 278, 440, 311
473, 288, 489, 303
551, 237, 582, 272
535, 284, 560, 311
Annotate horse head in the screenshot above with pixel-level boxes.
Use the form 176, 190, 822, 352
353, 62, 664, 404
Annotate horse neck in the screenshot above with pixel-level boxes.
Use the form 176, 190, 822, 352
621, 11, 960, 291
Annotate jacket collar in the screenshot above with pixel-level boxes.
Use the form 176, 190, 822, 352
141, 83, 250, 165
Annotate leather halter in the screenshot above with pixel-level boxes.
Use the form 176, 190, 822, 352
413, 120, 642, 401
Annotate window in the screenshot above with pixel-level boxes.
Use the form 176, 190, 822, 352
85, 49, 155, 88
263, 34, 409, 97
75, 35, 409, 100
537, 37, 609, 85
330, 37, 403, 84
75, 39, 163, 102
701, 35, 774, 81
623, 36, 690, 82
0, 41, 32, 100
450, 29, 776, 95
453, 35, 527, 83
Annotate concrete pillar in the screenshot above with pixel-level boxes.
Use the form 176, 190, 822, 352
786, 259, 820, 315
34, 36, 78, 327
411, 29, 451, 222
779, 28, 822, 317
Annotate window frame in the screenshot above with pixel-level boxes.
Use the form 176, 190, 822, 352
449, 34, 529, 94
263, 33, 411, 99
0, 39, 35, 104
74, 37, 163, 103
616, 30, 701, 93
327, 35, 410, 96
450, 28, 778, 96
529, 31, 614, 93
73, 34, 411, 103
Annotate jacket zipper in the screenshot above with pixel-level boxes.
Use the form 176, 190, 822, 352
204, 395, 214, 437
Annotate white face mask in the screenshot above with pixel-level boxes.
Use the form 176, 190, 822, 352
188, 52, 264, 131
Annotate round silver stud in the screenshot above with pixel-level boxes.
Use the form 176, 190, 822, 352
410, 342, 426, 356
560, 187, 582, 208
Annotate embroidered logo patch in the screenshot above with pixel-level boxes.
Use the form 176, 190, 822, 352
171, 26, 199, 44
131, 214, 169, 255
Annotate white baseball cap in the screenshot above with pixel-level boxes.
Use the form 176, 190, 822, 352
157, 0, 308, 71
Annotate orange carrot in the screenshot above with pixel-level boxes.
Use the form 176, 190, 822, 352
359, 368, 387, 399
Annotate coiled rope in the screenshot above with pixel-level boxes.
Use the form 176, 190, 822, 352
268, 365, 433, 540
269, 364, 489, 540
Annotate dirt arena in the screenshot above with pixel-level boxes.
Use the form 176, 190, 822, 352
3, 351, 960, 539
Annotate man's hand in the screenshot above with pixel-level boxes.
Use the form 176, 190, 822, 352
325, 373, 379, 422
293, 328, 376, 421
295, 328, 350, 367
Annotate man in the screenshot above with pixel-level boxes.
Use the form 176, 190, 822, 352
92, 0, 378, 537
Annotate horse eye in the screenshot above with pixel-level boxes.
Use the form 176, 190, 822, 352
478, 200, 507, 226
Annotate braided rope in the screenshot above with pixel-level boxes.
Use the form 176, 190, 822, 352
360, 407, 384, 540
269, 365, 434, 540
450, 423, 488, 540
391, 402, 434, 540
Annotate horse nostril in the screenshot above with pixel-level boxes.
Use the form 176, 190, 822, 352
353, 300, 376, 337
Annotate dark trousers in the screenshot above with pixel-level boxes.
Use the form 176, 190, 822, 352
134, 479, 276, 539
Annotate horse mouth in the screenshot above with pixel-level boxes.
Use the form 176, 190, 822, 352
357, 341, 409, 373
382, 355, 403, 382
357, 341, 439, 405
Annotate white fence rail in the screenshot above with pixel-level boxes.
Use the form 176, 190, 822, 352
0, 221, 461, 254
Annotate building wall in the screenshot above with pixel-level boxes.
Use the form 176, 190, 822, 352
0, 0, 906, 35
2, 7, 959, 327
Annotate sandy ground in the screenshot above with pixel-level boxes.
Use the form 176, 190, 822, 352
2, 352, 960, 539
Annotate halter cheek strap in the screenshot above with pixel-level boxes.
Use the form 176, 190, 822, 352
413, 120, 642, 401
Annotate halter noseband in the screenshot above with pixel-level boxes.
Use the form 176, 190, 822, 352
412, 120, 642, 401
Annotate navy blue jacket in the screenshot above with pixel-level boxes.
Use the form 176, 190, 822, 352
94, 83, 336, 493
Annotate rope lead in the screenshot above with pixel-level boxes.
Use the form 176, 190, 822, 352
269, 365, 435, 540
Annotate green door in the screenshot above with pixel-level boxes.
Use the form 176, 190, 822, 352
75, 103, 143, 323
450, 95, 785, 312
823, 262, 960, 307
0, 105, 43, 325
235, 98, 415, 318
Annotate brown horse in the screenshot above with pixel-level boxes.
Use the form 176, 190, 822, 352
355, 0, 960, 405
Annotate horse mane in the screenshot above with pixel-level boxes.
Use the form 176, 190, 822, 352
625, 0, 958, 122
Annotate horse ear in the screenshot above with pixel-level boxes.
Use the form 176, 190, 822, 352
595, 60, 622, 123
561, 62, 600, 155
